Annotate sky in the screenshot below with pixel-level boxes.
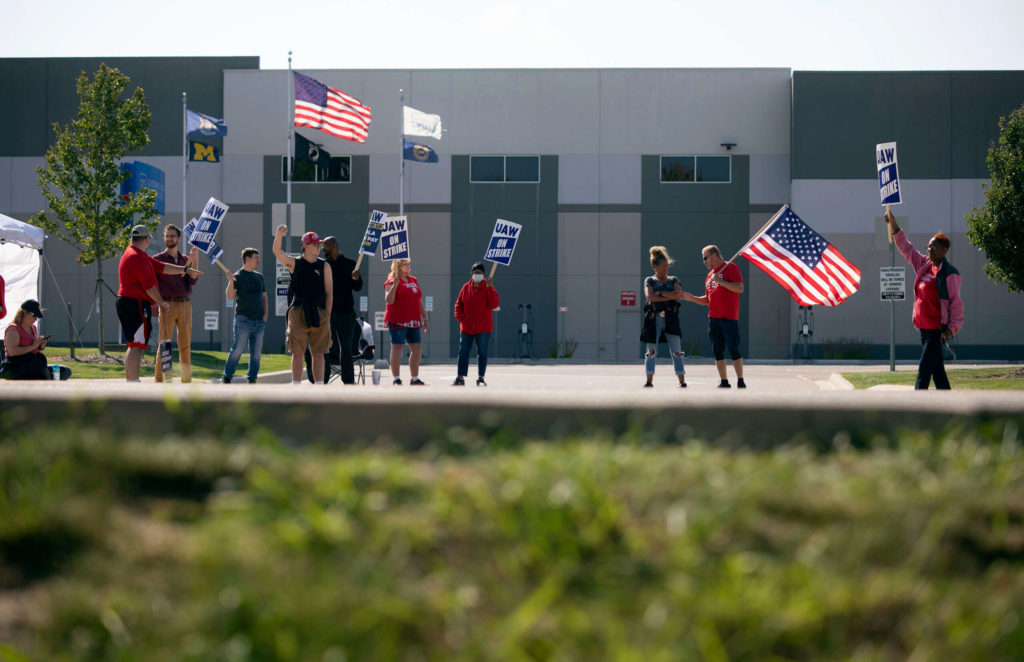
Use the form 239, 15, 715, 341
2, 0, 1023, 72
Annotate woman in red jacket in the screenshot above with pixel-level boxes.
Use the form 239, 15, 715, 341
453, 262, 499, 386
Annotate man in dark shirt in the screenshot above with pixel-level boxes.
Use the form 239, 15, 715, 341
273, 225, 333, 384
319, 236, 363, 383
220, 247, 268, 383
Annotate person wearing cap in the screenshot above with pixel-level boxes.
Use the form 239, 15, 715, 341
452, 262, 499, 386
153, 223, 200, 383
273, 225, 333, 384
1, 300, 58, 380
116, 224, 201, 382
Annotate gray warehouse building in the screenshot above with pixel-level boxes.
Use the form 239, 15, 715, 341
2, 57, 1023, 361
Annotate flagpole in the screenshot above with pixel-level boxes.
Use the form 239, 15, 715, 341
725, 204, 788, 265
399, 89, 405, 217
182, 92, 188, 241
286, 51, 293, 253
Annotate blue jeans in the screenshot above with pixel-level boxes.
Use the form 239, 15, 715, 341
223, 315, 266, 381
645, 315, 685, 376
457, 332, 491, 378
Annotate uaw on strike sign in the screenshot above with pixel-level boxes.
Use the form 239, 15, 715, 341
876, 142, 902, 206
484, 219, 522, 266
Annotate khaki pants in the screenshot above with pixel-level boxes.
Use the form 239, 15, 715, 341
154, 300, 192, 383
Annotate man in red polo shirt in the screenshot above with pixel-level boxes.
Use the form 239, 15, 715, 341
116, 225, 200, 382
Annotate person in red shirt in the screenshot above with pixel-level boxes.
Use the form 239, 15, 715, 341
0, 273, 6, 322
685, 244, 746, 388
116, 225, 199, 382
452, 262, 499, 386
383, 258, 427, 385
886, 210, 964, 390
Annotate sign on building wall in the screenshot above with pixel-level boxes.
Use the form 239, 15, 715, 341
275, 261, 291, 317
620, 290, 636, 306
880, 266, 906, 301
204, 310, 219, 331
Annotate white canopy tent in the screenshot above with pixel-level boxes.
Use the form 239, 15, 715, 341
0, 213, 45, 331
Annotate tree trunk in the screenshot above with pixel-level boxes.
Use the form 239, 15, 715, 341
97, 259, 105, 355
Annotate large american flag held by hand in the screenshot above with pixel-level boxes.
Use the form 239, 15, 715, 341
741, 205, 861, 306
293, 71, 372, 143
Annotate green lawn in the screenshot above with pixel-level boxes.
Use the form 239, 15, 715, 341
1, 414, 1022, 661
842, 366, 1024, 390
43, 348, 292, 380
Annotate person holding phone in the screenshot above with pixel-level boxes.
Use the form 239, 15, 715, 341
1, 300, 59, 380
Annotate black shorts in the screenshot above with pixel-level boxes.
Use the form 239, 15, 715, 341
708, 317, 742, 361
116, 296, 152, 348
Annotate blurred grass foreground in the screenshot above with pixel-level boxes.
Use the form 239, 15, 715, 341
0, 408, 1022, 661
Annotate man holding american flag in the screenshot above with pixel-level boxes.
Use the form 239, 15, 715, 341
684, 245, 747, 389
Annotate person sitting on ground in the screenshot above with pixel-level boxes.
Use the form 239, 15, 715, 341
1, 300, 68, 380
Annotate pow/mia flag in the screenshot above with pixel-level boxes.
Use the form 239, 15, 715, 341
296, 132, 330, 164
189, 141, 220, 162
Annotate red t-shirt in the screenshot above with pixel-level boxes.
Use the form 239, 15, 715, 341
117, 245, 167, 302
913, 264, 942, 330
0, 274, 6, 319
383, 275, 423, 327
705, 262, 742, 320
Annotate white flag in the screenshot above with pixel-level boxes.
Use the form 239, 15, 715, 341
403, 105, 442, 140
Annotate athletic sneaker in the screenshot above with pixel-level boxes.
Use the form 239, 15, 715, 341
643, 382, 653, 388
452, 376, 466, 386
476, 377, 487, 386
393, 378, 403, 385
410, 378, 426, 386
737, 378, 747, 389
718, 380, 731, 388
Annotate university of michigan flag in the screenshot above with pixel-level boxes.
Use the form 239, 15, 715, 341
189, 141, 220, 162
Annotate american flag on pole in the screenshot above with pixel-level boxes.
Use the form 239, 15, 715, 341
293, 71, 372, 143
741, 205, 861, 306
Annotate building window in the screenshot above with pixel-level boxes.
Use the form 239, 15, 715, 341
470, 155, 540, 183
660, 155, 731, 183
281, 156, 351, 183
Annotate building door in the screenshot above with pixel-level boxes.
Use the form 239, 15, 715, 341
616, 311, 642, 361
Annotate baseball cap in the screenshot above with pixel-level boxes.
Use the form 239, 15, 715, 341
130, 224, 151, 239
301, 231, 322, 246
21, 299, 45, 319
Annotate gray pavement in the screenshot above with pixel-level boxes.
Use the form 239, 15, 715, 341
3, 359, 1022, 450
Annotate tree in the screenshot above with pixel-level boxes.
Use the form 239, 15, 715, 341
966, 103, 1024, 294
30, 64, 158, 354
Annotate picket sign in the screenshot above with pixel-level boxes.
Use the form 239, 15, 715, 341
355, 209, 387, 270
484, 218, 522, 279
380, 216, 410, 261
876, 142, 901, 245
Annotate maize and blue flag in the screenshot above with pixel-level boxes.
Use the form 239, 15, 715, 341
189, 140, 220, 163
403, 138, 438, 163
186, 110, 228, 139
740, 205, 861, 307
